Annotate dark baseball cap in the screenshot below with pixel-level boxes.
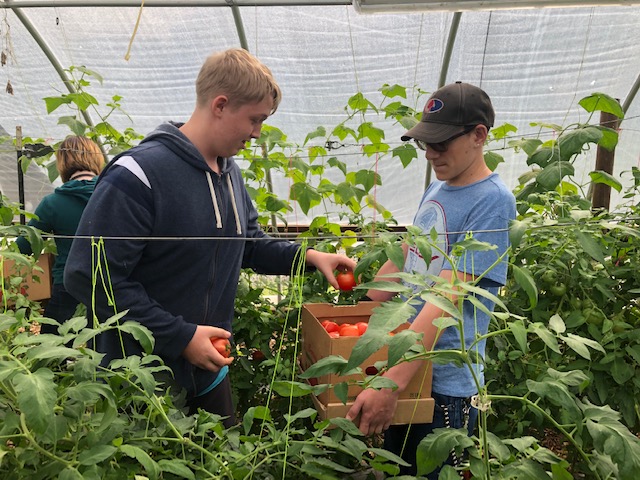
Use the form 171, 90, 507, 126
401, 81, 494, 143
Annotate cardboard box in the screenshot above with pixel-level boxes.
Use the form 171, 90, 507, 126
2, 253, 53, 301
300, 302, 434, 424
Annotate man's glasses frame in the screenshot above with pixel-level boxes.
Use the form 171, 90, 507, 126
414, 125, 477, 153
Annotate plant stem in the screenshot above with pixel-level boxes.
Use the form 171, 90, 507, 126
488, 394, 601, 480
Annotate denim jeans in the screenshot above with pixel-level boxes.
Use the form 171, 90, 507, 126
383, 392, 478, 478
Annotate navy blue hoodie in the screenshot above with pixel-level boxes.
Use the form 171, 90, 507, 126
64, 122, 300, 396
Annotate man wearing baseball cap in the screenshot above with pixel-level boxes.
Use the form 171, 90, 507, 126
347, 82, 516, 477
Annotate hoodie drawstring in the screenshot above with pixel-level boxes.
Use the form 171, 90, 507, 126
205, 171, 242, 235
226, 175, 242, 235
206, 172, 223, 229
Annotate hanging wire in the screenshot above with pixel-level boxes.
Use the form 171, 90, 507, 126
479, 11, 493, 89
8, 213, 640, 246
54, 5, 75, 67
563, 7, 594, 127
412, 14, 425, 92
345, 5, 360, 95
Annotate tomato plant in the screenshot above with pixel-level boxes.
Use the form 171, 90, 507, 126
336, 271, 357, 291
210, 337, 231, 358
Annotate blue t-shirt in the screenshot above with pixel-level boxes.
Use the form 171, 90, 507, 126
403, 173, 515, 397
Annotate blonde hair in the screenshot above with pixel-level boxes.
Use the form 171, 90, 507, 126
195, 48, 281, 115
56, 136, 105, 182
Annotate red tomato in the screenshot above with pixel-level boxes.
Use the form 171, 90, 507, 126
336, 271, 357, 291
210, 337, 231, 358
328, 331, 340, 338
321, 320, 339, 333
355, 322, 368, 335
339, 323, 360, 337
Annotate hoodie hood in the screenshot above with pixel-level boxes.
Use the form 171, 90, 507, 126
139, 121, 233, 175
54, 178, 97, 202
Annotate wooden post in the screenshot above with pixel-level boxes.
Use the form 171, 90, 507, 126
15, 126, 25, 225
591, 110, 620, 212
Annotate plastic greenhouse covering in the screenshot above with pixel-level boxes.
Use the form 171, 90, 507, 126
1, 1, 639, 225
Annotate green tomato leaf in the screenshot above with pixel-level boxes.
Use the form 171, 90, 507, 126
416, 429, 474, 476
334, 381, 349, 404
530, 324, 561, 353
508, 320, 529, 353
549, 314, 566, 334
158, 460, 196, 480
526, 379, 581, 422
346, 333, 388, 371
385, 243, 405, 270
511, 265, 538, 310
120, 445, 160, 480
387, 330, 421, 367
271, 380, 314, 397
586, 411, 640, 479
299, 355, 348, 378
78, 445, 117, 465
574, 229, 605, 264
330, 417, 365, 436
13, 369, 56, 435
58, 468, 84, 480
119, 321, 154, 354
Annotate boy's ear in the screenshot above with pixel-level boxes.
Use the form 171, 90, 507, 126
211, 95, 229, 115
474, 124, 489, 143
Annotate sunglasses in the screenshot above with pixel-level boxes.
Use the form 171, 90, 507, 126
414, 125, 477, 153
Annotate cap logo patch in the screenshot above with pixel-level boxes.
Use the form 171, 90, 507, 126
425, 98, 444, 114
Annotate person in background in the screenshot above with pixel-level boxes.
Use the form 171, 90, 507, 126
64, 48, 356, 427
17, 136, 104, 334
346, 82, 516, 477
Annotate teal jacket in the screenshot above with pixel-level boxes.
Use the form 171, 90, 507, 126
17, 178, 97, 285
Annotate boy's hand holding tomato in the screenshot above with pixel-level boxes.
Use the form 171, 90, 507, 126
183, 325, 234, 372
210, 337, 232, 358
